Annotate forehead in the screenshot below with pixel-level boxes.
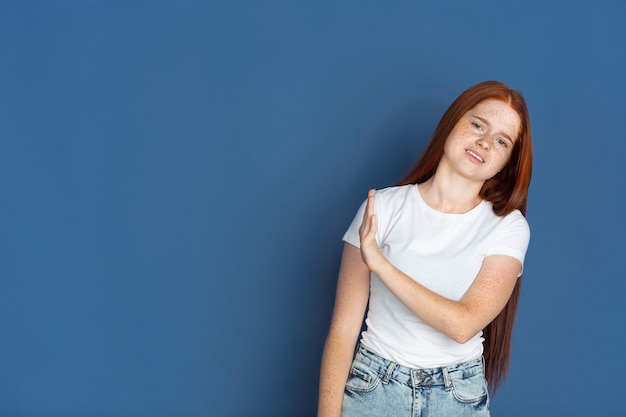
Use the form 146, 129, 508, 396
467, 99, 522, 138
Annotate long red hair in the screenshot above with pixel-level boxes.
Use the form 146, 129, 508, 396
398, 80, 533, 392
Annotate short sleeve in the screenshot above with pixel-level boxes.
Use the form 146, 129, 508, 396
485, 211, 531, 276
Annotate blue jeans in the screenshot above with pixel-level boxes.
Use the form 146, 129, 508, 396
341, 344, 490, 417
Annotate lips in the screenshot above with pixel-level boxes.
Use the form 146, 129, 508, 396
466, 149, 484, 163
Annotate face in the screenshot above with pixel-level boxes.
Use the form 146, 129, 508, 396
441, 99, 521, 182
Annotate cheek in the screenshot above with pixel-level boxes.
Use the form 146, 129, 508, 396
493, 153, 512, 172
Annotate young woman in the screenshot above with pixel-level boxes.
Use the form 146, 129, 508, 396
318, 81, 533, 417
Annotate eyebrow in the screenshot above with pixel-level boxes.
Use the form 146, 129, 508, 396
471, 115, 514, 143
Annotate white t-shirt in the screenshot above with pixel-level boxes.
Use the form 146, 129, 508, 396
343, 184, 530, 368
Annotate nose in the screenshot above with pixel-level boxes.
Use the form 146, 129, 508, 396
476, 136, 489, 149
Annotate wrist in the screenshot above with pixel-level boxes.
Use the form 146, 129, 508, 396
368, 252, 390, 276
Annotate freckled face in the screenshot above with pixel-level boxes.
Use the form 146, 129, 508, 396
442, 99, 521, 182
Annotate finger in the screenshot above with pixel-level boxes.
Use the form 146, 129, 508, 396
362, 212, 377, 240
370, 212, 377, 236
360, 189, 376, 232
366, 189, 376, 218
362, 213, 376, 242
363, 189, 374, 224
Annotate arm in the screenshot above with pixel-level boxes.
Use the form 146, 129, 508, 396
318, 243, 370, 417
359, 189, 521, 344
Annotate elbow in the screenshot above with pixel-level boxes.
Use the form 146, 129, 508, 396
325, 324, 361, 348
444, 305, 480, 344
445, 319, 479, 344
447, 321, 482, 344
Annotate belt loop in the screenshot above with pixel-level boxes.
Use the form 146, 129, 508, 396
442, 366, 452, 390
381, 361, 396, 384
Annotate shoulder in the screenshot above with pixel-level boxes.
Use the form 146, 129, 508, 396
479, 202, 529, 231
476, 203, 530, 243
498, 209, 530, 236
485, 207, 531, 251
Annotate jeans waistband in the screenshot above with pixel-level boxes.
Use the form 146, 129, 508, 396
354, 343, 485, 388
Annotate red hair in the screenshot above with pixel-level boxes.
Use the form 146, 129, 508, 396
398, 80, 533, 392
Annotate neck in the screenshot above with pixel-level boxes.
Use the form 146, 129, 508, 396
418, 172, 484, 214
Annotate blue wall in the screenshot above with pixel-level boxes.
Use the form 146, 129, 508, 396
1, 1, 625, 416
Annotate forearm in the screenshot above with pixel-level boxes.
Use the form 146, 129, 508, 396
318, 329, 357, 417
372, 260, 475, 343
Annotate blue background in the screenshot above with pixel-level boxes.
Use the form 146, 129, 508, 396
1, 1, 625, 416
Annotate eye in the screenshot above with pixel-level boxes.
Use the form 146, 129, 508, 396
496, 138, 508, 148
471, 122, 483, 130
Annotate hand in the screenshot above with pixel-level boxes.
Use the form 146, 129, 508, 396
358, 189, 385, 272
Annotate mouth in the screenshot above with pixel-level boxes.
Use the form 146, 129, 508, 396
466, 149, 484, 163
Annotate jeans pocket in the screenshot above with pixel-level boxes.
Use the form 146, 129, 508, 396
450, 373, 489, 405
345, 361, 381, 393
